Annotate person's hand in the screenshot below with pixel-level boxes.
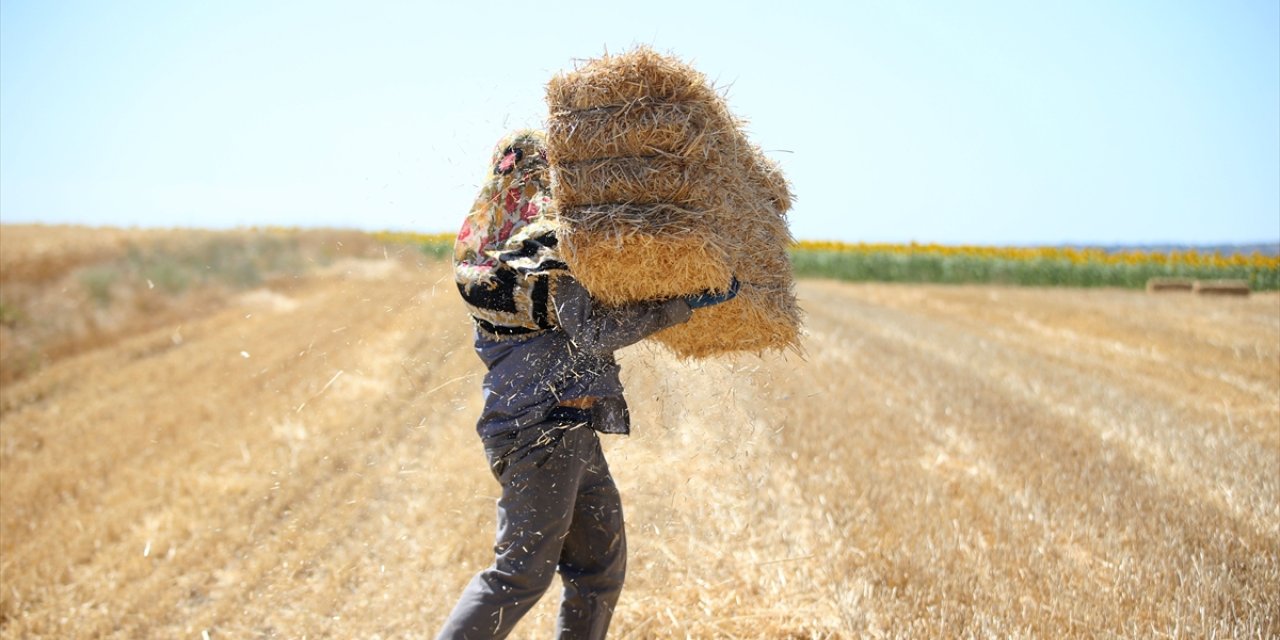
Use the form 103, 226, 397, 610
684, 277, 740, 309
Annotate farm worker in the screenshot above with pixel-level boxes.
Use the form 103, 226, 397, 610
437, 129, 736, 639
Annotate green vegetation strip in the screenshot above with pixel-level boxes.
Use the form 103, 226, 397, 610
413, 235, 1280, 291
790, 249, 1280, 290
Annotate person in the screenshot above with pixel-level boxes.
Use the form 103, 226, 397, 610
437, 129, 736, 639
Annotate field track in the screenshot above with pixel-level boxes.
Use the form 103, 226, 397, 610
2, 258, 1277, 638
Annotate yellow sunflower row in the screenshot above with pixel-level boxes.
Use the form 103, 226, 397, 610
791, 240, 1280, 270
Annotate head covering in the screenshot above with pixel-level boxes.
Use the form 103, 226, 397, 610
454, 129, 569, 339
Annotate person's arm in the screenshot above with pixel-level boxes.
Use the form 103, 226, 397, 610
553, 276, 693, 356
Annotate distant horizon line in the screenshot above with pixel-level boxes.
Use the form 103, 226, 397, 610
1, 220, 1277, 252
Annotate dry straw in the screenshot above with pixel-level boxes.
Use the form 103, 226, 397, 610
545, 103, 709, 163
546, 47, 800, 357
553, 156, 707, 208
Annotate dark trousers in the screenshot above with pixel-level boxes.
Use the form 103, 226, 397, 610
437, 413, 626, 639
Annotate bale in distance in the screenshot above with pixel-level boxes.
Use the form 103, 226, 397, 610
1145, 277, 1195, 293
1193, 280, 1250, 296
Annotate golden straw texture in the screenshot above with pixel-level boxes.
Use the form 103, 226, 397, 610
546, 48, 726, 112
554, 156, 707, 208
547, 47, 799, 358
546, 103, 710, 163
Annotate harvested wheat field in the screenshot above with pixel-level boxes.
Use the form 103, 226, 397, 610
2, 235, 1278, 638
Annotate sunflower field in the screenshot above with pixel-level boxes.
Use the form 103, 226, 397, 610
386, 232, 1280, 291
790, 241, 1280, 290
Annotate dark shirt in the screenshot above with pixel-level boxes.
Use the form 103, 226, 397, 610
473, 276, 693, 437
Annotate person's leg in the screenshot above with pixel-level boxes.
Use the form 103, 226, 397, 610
436, 423, 590, 640
555, 430, 627, 640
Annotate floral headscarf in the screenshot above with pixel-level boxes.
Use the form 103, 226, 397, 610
454, 130, 568, 338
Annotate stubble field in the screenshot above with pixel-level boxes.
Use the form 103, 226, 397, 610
1, 229, 1278, 638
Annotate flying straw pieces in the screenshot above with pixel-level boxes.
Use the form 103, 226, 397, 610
546, 47, 800, 358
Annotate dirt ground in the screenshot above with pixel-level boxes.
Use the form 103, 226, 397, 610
2, 257, 1277, 639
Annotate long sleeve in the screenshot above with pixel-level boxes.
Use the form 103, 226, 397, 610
552, 276, 692, 357
472, 276, 692, 437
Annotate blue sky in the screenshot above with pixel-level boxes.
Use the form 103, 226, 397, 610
1, 0, 1277, 245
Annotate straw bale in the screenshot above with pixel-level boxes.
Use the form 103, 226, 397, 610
553, 156, 710, 208
1193, 279, 1250, 296
546, 47, 800, 358
546, 47, 729, 113
557, 202, 708, 232
1145, 277, 1194, 293
652, 200, 799, 356
564, 183, 797, 358
559, 222, 733, 304
655, 279, 800, 357
747, 143, 794, 213
547, 103, 711, 163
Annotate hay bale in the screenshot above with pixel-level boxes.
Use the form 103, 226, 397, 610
1145, 277, 1194, 293
547, 47, 799, 358
1193, 280, 1250, 296
746, 143, 793, 212
553, 156, 708, 208
546, 47, 731, 113
649, 191, 799, 357
546, 103, 709, 163
558, 206, 733, 303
